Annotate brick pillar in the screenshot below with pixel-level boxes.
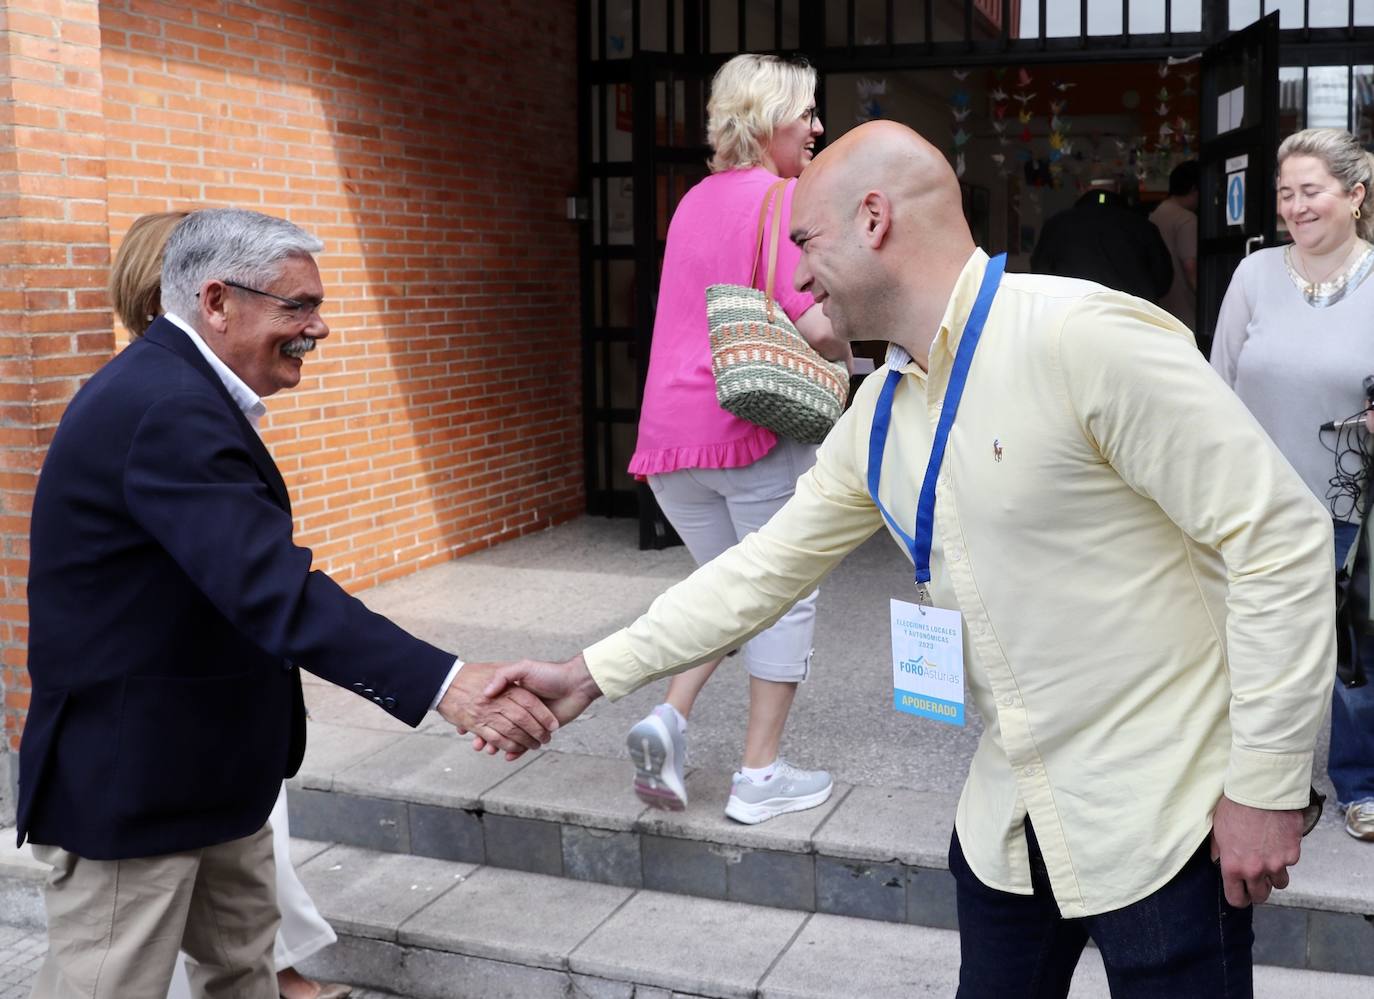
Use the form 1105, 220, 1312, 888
0, 1, 111, 822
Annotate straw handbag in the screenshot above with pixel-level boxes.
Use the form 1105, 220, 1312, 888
706, 180, 849, 445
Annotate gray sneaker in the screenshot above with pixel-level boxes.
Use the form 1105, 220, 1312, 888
626, 705, 687, 810
724, 760, 833, 824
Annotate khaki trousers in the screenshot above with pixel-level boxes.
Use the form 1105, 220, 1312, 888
30, 823, 278, 999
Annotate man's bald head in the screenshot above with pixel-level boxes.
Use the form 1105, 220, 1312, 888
789, 121, 978, 361
794, 120, 972, 254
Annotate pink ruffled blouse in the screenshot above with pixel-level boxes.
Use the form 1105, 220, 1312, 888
628, 167, 817, 477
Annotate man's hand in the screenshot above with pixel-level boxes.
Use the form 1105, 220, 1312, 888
435, 661, 559, 755
469, 654, 604, 759
1210, 794, 1304, 907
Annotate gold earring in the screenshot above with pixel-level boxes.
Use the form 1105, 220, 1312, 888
1356, 206, 1363, 220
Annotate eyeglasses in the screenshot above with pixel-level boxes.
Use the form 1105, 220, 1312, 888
221, 280, 323, 320
801, 106, 820, 126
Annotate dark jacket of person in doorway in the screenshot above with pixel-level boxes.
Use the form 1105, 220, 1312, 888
1031, 188, 1175, 303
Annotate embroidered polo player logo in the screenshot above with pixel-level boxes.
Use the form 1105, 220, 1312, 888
993, 439, 1003, 462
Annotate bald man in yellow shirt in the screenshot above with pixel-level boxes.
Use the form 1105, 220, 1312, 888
486, 122, 1333, 998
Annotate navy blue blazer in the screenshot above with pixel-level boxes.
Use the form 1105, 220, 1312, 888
20, 318, 456, 859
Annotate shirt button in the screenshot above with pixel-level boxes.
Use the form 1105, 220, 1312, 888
1022, 766, 1040, 777
1000, 695, 1016, 707
949, 546, 964, 562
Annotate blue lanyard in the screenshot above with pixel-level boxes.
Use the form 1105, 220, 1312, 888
867, 254, 1006, 600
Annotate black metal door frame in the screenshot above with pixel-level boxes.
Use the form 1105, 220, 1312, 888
1196, 12, 1280, 351
579, 0, 1374, 531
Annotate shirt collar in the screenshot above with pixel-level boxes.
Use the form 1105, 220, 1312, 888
885, 248, 990, 376
163, 312, 268, 428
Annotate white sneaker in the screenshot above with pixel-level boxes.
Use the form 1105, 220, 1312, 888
724, 760, 833, 824
625, 705, 688, 810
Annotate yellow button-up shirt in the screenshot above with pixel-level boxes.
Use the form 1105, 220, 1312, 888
586, 249, 1334, 917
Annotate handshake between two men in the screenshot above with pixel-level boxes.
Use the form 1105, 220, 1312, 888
439, 656, 599, 758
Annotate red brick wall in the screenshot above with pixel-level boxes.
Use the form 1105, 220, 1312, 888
1, 0, 112, 775
1, 0, 583, 769
99, 0, 584, 586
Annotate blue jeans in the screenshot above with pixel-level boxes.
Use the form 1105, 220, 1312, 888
1331, 519, 1374, 807
951, 823, 1253, 999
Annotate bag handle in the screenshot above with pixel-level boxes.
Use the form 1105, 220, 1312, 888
747, 180, 789, 323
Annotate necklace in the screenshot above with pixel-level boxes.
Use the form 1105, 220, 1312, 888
1283, 239, 1374, 308
1291, 240, 1357, 295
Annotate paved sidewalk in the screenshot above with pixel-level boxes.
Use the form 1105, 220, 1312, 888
0, 926, 42, 999
5, 918, 1370, 999
354, 515, 1340, 816
0, 924, 401, 999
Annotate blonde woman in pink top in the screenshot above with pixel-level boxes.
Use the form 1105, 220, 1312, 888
625, 53, 850, 824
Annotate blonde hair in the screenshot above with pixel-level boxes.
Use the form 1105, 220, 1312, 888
1277, 128, 1374, 242
707, 54, 816, 173
109, 211, 190, 337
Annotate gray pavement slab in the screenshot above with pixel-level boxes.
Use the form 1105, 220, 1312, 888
294, 844, 474, 941
330, 730, 537, 810
811, 784, 958, 868
291, 719, 405, 791
400, 864, 632, 969
479, 751, 650, 831
571, 889, 809, 999
760, 913, 964, 997
1273, 820, 1374, 916
286, 835, 333, 870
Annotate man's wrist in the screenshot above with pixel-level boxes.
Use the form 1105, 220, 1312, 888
429, 658, 465, 712
570, 652, 604, 702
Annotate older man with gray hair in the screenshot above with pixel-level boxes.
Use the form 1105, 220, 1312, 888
20, 208, 557, 998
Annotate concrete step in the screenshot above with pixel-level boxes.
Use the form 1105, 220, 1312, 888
282, 721, 1374, 979
3, 835, 1371, 998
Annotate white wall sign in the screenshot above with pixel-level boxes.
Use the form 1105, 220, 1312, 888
1216, 85, 1246, 134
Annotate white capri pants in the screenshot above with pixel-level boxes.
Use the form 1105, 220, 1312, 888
648, 437, 819, 683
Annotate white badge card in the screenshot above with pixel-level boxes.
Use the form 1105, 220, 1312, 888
890, 598, 965, 726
